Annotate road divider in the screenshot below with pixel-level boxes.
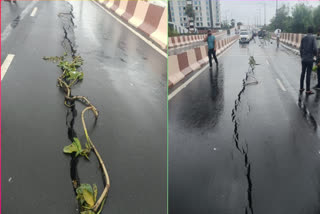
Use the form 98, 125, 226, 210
1, 54, 15, 80
168, 35, 239, 88
95, 0, 167, 50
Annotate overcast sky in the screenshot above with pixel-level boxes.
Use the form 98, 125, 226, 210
220, 0, 320, 25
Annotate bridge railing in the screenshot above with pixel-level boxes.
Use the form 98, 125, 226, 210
168, 35, 239, 87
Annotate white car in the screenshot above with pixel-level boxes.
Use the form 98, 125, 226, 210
239, 31, 251, 43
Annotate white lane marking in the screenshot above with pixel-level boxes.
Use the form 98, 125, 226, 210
168, 40, 238, 100
30, 7, 38, 17
276, 78, 287, 92
1, 54, 15, 80
266, 59, 270, 65
91, 0, 167, 58
2, 1, 38, 42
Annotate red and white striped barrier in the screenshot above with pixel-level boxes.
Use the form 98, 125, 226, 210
278, 32, 305, 49
168, 31, 227, 49
168, 35, 239, 87
96, 0, 167, 50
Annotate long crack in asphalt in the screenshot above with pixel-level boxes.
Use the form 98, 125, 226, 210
231, 56, 258, 214
58, 0, 81, 200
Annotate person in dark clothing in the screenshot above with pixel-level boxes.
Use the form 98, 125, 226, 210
300, 26, 318, 95
314, 27, 320, 90
204, 30, 218, 68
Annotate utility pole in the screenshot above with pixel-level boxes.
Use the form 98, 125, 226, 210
276, 0, 278, 28
264, 2, 266, 26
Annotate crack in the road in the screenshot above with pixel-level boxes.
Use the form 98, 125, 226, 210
58, 0, 81, 197
231, 62, 257, 214
59, 2, 77, 57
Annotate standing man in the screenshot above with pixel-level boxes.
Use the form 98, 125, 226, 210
314, 27, 320, 90
275, 29, 281, 48
204, 30, 218, 68
300, 26, 318, 95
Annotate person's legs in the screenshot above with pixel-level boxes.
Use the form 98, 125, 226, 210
208, 49, 213, 67
212, 50, 218, 65
317, 64, 320, 88
305, 62, 313, 91
300, 61, 307, 90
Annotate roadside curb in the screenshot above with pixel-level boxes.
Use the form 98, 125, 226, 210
281, 43, 300, 56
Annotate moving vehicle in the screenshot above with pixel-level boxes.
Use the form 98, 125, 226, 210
239, 30, 252, 43
258, 30, 266, 39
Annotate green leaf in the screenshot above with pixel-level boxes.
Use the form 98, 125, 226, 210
76, 184, 96, 209
93, 184, 98, 202
83, 189, 95, 207
67, 71, 84, 81
80, 211, 95, 214
312, 65, 318, 72
63, 138, 83, 157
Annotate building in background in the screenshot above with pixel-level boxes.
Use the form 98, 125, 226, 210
169, 0, 221, 33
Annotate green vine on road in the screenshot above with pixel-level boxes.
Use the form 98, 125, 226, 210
43, 54, 110, 213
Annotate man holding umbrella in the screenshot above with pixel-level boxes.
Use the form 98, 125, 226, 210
275, 29, 281, 48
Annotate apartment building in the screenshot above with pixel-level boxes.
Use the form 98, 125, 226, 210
168, 0, 221, 32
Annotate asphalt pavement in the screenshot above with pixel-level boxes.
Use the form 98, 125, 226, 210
169, 37, 320, 214
1, 1, 166, 213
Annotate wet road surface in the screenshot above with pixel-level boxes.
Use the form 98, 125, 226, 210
169, 38, 320, 214
2, 1, 166, 213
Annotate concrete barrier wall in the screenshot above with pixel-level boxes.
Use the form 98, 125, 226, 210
97, 0, 167, 50
168, 31, 227, 49
273, 32, 305, 49
168, 35, 239, 87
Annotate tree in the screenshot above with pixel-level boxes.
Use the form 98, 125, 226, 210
168, 25, 179, 37
185, 5, 194, 19
237, 22, 243, 29
231, 19, 235, 28
291, 4, 313, 33
267, 5, 291, 32
313, 5, 320, 32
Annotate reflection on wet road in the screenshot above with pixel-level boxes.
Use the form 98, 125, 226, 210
169, 38, 320, 214
2, 1, 166, 214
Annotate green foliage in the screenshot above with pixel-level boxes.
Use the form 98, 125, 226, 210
185, 4, 194, 18
268, 5, 292, 32
267, 4, 320, 34
168, 25, 179, 37
58, 56, 84, 83
313, 5, 320, 32
42, 56, 64, 62
291, 4, 313, 33
76, 184, 98, 210
63, 137, 91, 159
44, 53, 84, 85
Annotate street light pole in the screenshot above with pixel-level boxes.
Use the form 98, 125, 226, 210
276, 0, 278, 28
264, 2, 266, 26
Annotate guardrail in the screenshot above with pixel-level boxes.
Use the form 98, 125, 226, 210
168, 31, 227, 49
168, 35, 239, 87
271, 32, 305, 49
